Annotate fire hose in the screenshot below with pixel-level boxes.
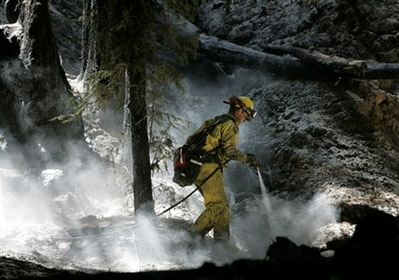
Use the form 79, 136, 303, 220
157, 159, 231, 216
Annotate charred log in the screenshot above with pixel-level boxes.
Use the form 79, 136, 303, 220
197, 36, 399, 80
198, 33, 315, 78
264, 45, 399, 80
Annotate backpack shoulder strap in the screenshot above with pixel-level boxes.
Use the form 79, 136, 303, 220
208, 114, 236, 130
187, 114, 237, 152
198, 114, 227, 134
201, 114, 238, 156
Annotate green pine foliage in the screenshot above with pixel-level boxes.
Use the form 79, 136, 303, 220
147, 62, 191, 171
87, 0, 200, 106
80, 0, 201, 169
88, 0, 157, 108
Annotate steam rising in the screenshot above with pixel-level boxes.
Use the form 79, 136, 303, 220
0, 70, 339, 273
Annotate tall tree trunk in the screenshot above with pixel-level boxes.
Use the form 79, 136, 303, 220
128, 61, 153, 213
80, 0, 155, 212
79, 0, 99, 81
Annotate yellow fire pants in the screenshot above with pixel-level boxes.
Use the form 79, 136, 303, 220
190, 163, 230, 241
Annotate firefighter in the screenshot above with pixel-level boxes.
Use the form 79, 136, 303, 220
186, 96, 260, 242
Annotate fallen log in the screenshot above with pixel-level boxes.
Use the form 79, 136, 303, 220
197, 33, 314, 78
170, 12, 399, 80
198, 36, 399, 80
263, 45, 399, 79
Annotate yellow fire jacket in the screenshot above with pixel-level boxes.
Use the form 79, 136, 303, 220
185, 113, 249, 166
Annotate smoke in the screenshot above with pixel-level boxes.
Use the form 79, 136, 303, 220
228, 186, 338, 259
0, 66, 340, 274
271, 193, 339, 244
0, 142, 128, 268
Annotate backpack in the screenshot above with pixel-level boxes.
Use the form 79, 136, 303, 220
173, 115, 231, 187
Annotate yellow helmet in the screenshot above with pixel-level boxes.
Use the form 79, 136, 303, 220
238, 96, 254, 111
224, 96, 257, 120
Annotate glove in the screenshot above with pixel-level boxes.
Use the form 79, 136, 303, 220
246, 153, 260, 169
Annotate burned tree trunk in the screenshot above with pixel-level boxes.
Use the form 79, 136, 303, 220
128, 63, 153, 213
0, 0, 85, 166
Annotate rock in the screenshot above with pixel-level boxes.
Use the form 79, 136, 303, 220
289, 130, 312, 148
275, 124, 285, 132
351, 210, 398, 245
374, 90, 387, 105
376, 34, 396, 50
229, 21, 255, 45
283, 110, 295, 120
329, 211, 399, 279
359, 31, 377, 47
306, 126, 327, 138
382, 18, 399, 33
